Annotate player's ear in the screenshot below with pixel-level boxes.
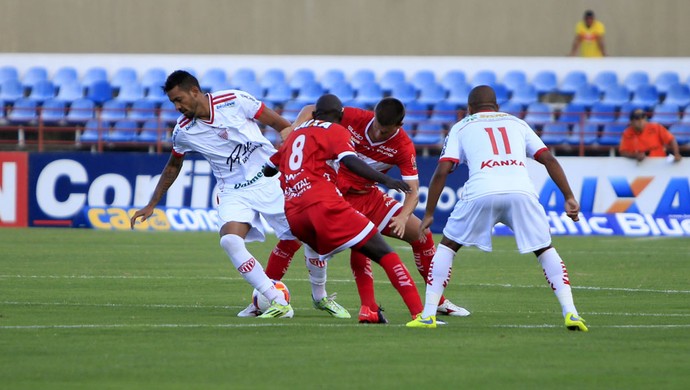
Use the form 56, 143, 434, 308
311, 110, 317, 119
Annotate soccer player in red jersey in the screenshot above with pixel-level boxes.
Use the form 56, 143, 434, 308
270, 98, 469, 323
264, 94, 424, 321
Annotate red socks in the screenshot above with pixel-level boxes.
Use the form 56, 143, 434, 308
377, 252, 423, 317
350, 251, 377, 310
265, 239, 301, 280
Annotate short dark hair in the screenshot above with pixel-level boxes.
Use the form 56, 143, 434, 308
163, 70, 200, 93
584, 10, 595, 18
314, 94, 343, 122
630, 109, 647, 121
374, 97, 405, 126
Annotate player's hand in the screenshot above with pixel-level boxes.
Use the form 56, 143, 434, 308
130, 206, 154, 229
384, 178, 411, 193
564, 198, 580, 222
419, 215, 434, 239
387, 214, 407, 238
262, 163, 279, 177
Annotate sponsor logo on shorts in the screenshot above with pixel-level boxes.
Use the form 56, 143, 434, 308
238, 257, 256, 273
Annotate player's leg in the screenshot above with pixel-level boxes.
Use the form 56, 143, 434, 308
355, 232, 423, 318
265, 239, 301, 280
303, 245, 351, 319
350, 251, 388, 323
419, 237, 462, 320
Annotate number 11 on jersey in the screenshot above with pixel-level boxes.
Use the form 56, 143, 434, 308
484, 127, 512, 155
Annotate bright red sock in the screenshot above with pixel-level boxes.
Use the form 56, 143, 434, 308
411, 231, 446, 305
350, 250, 378, 311
265, 240, 301, 280
377, 252, 423, 317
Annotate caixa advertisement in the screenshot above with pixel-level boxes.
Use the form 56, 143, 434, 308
1, 152, 689, 236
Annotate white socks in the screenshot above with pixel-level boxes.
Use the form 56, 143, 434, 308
538, 247, 577, 317
421, 244, 455, 318
304, 245, 327, 301
220, 234, 287, 305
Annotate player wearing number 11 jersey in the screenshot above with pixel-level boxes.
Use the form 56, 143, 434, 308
407, 85, 587, 331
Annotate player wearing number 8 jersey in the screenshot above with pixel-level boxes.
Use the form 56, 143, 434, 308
407, 85, 587, 331
265, 94, 424, 321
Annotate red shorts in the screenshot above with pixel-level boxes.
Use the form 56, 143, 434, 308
286, 199, 377, 256
344, 188, 402, 232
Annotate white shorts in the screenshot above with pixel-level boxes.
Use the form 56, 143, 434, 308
216, 177, 295, 242
443, 192, 551, 254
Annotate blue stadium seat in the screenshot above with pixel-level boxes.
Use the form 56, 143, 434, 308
27, 80, 56, 104
669, 123, 690, 145
390, 82, 418, 105
630, 85, 660, 108
540, 123, 569, 145
280, 100, 303, 123
445, 83, 471, 107
599, 123, 627, 146
567, 123, 599, 145
559, 71, 588, 96
523, 102, 553, 127
22, 66, 48, 90
144, 86, 169, 105
320, 69, 346, 91
328, 82, 355, 104
40, 99, 68, 125
353, 82, 383, 107
663, 84, 690, 109
416, 83, 447, 106
654, 71, 680, 96
137, 119, 164, 143
263, 128, 280, 146
404, 100, 430, 127
100, 99, 128, 125
8, 98, 38, 124
429, 101, 459, 125
238, 81, 264, 100
492, 83, 510, 105
0, 66, 18, 83
55, 81, 84, 103
508, 84, 538, 107
379, 69, 406, 93
115, 83, 145, 104
592, 71, 618, 92
532, 70, 558, 95
558, 103, 587, 124
471, 70, 497, 87
648, 103, 681, 127
623, 71, 650, 92
294, 81, 324, 104
440, 70, 466, 92
107, 119, 138, 142
66, 98, 96, 124
499, 101, 524, 118
588, 102, 617, 124
86, 80, 114, 105
682, 106, 690, 124
263, 82, 293, 106
141, 68, 167, 92
128, 99, 158, 123
410, 70, 436, 92
52, 67, 79, 89
159, 100, 180, 124
111, 67, 138, 92
413, 122, 445, 145
502, 70, 527, 94
231, 68, 257, 88
351, 69, 376, 91
260, 69, 287, 92
79, 119, 103, 143
82, 67, 108, 87
570, 84, 600, 107
601, 85, 630, 108
0, 79, 25, 104
200, 68, 228, 92
289, 69, 316, 94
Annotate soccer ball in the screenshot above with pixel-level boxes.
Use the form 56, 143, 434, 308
252, 280, 291, 313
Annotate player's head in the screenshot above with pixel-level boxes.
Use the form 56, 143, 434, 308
467, 85, 498, 115
583, 10, 595, 27
629, 108, 648, 131
313, 94, 344, 123
371, 97, 405, 140
164, 70, 204, 119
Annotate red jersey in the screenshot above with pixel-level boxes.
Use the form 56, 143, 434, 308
269, 119, 357, 213
337, 107, 419, 193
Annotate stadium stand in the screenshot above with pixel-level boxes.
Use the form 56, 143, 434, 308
592, 71, 618, 92
649, 103, 681, 127
200, 68, 229, 92
52, 67, 79, 89
508, 84, 539, 108
440, 70, 466, 92
558, 70, 588, 96
141, 68, 167, 92
390, 82, 418, 105
320, 69, 346, 91
416, 83, 446, 106
404, 100, 431, 127
532, 70, 558, 95
40, 99, 68, 125
289, 68, 317, 94
410, 70, 437, 92
379, 69, 406, 94
502, 70, 527, 94
623, 71, 650, 92
66, 98, 96, 125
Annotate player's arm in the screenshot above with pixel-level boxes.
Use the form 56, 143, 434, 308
340, 155, 410, 193
569, 34, 582, 56
255, 105, 292, 137
668, 138, 682, 162
279, 104, 316, 141
596, 35, 606, 56
130, 153, 185, 228
535, 149, 580, 222
420, 160, 454, 233
387, 178, 419, 238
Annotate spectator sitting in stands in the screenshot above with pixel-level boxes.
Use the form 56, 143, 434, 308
569, 10, 606, 57
619, 109, 682, 162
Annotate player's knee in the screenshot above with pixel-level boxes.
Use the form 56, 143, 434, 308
220, 234, 245, 253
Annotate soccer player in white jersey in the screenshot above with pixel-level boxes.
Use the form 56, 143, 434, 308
407, 85, 588, 331
130, 70, 308, 318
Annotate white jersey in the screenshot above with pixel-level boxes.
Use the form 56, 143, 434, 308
171, 90, 277, 192
440, 111, 548, 200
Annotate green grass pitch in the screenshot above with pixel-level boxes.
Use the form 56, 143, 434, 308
1, 228, 689, 389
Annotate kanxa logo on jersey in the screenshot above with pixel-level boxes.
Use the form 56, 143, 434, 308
480, 159, 526, 169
